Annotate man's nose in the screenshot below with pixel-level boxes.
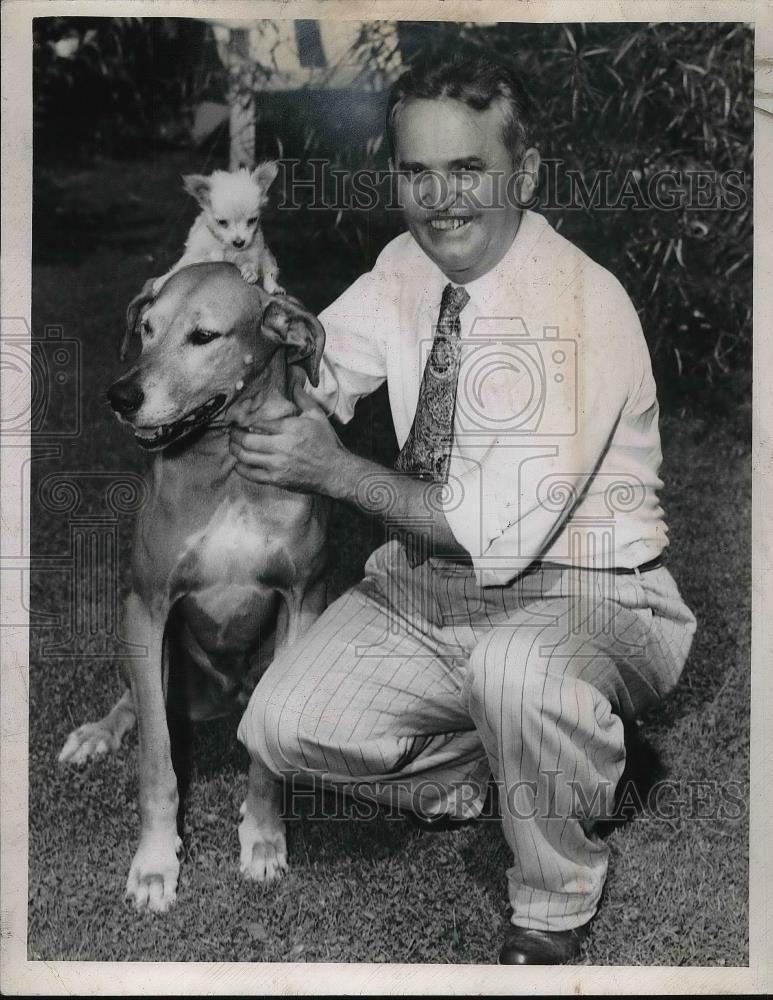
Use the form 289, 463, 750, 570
232, 237, 246, 249
107, 378, 144, 416
416, 170, 459, 211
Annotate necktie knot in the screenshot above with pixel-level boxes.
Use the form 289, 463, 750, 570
440, 283, 470, 323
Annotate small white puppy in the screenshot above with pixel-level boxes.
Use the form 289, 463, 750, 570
153, 163, 284, 295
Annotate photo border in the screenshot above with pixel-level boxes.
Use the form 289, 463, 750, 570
2, 0, 769, 993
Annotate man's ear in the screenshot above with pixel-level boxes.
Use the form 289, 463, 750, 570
251, 160, 279, 193
182, 174, 212, 208
514, 147, 541, 206
261, 296, 326, 387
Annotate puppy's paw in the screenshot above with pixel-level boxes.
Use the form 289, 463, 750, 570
58, 722, 124, 766
125, 833, 182, 913
238, 801, 288, 883
239, 263, 260, 284
262, 278, 286, 295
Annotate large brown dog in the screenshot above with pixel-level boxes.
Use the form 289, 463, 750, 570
59, 263, 328, 912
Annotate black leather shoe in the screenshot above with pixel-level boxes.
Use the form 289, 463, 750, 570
498, 922, 590, 965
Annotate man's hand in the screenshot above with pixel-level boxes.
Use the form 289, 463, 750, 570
230, 384, 469, 564
229, 385, 346, 493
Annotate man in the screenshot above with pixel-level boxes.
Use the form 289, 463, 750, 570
230, 53, 696, 964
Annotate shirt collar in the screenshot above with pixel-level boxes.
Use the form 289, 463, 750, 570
429, 210, 549, 314
422, 209, 550, 315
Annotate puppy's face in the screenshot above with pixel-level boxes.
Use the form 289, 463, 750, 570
184, 163, 279, 252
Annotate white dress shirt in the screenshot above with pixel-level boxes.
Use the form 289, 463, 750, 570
313, 210, 668, 587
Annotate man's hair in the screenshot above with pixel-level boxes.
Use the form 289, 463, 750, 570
386, 52, 536, 164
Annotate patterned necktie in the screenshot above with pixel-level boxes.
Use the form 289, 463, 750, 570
395, 282, 470, 483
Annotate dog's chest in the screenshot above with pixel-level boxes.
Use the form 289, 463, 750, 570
176, 496, 286, 590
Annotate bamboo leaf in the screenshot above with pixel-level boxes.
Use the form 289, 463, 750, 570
613, 33, 639, 66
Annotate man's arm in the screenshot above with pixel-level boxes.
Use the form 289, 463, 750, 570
229, 385, 468, 566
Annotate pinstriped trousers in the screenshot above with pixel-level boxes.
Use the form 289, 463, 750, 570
238, 540, 696, 931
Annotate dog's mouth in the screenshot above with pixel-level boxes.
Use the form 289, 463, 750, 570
132, 393, 229, 451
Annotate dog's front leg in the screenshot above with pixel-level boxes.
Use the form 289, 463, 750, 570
258, 246, 284, 295
238, 579, 327, 884
123, 593, 181, 913
238, 758, 287, 883
238, 582, 292, 883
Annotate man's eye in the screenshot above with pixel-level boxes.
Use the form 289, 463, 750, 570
189, 329, 221, 345
216, 219, 228, 227
140, 319, 152, 336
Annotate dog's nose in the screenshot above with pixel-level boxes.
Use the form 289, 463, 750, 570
232, 237, 246, 249
107, 380, 144, 416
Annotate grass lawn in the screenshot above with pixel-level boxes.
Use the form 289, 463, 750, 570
27, 148, 749, 965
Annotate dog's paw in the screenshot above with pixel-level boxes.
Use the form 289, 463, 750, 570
264, 282, 286, 295
125, 833, 182, 913
239, 263, 260, 284
58, 722, 123, 766
238, 800, 288, 883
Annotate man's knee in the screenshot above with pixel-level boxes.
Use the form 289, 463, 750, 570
237, 676, 306, 776
466, 628, 539, 719
237, 590, 361, 772
466, 626, 618, 730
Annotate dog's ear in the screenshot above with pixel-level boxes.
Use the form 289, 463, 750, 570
182, 174, 212, 208
261, 296, 326, 387
251, 160, 278, 193
121, 277, 156, 362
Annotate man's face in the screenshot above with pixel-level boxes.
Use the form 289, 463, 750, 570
392, 97, 536, 284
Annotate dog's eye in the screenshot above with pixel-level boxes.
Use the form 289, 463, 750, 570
216, 219, 228, 227
247, 216, 258, 225
189, 329, 221, 346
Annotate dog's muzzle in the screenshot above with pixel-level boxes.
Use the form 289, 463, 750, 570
132, 393, 229, 451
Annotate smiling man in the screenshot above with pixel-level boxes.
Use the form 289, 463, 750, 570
231, 54, 696, 965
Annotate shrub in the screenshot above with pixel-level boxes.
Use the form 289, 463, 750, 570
33, 17, 221, 159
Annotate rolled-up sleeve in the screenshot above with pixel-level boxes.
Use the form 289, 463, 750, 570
309, 262, 400, 424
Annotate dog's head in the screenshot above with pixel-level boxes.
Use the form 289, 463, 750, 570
110, 263, 325, 452
182, 163, 278, 252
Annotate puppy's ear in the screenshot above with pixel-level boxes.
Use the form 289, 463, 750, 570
251, 160, 279, 193
122, 277, 156, 362
261, 296, 326, 387
182, 174, 212, 208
